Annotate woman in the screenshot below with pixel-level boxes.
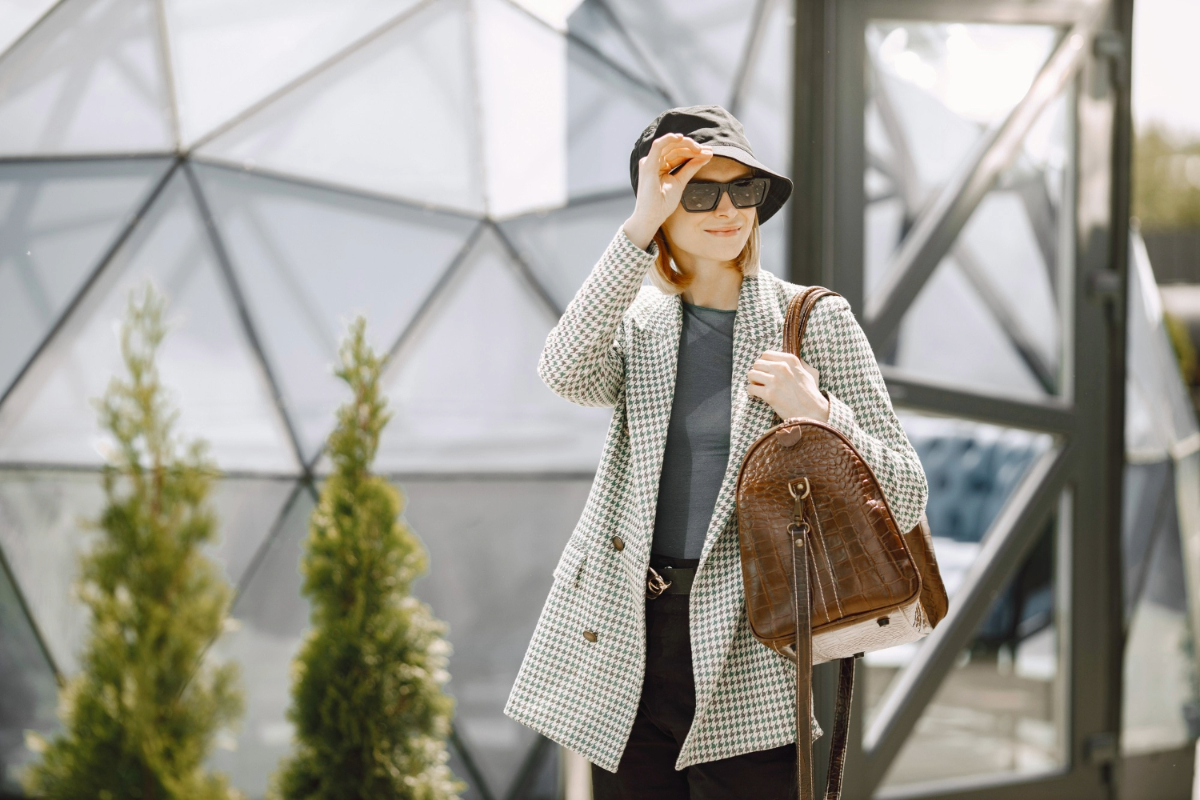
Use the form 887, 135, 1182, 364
505, 105, 928, 799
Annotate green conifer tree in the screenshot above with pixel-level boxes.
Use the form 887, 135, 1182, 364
273, 316, 463, 800
22, 282, 243, 799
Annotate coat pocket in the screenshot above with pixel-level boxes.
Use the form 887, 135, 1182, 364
552, 540, 589, 586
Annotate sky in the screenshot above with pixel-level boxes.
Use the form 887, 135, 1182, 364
1132, 0, 1200, 138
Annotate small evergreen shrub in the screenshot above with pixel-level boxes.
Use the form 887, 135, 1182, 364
22, 281, 243, 800
272, 316, 462, 800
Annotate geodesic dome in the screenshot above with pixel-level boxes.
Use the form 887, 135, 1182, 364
3, 1, 1198, 798
0, 1, 796, 797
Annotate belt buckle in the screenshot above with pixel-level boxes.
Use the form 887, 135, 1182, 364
646, 566, 672, 599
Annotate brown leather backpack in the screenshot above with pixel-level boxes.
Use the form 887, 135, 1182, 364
735, 286, 949, 800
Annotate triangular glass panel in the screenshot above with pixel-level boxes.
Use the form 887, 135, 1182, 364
890, 254, 1051, 400
869, 86, 1069, 397
860, 412, 1054, 681
0, 549, 60, 795
194, 163, 477, 463
0, 468, 297, 677
204, 486, 316, 798
877, 514, 1065, 790
445, 735, 496, 800
198, 0, 484, 214
401, 476, 594, 795
206, 477, 299, 589
864, 21, 1059, 214
0, 158, 170, 399
1121, 460, 1197, 754
522, 738, 562, 800
161, 0, 422, 147
0, 0, 174, 155
0, 468, 104, 677
505, 0, 576, 31
0, 0, 58, 55
475, 0, 568, 220
366, 226, 612, 473
499, 194, 635, 311
0, 170, 299, 472
726, 0, 792, 179
566, 31, 668, 199
567, 0, 662, 94
601, 0, 759, 106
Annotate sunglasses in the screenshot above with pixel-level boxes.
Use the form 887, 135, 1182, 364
679, 176, 771, 212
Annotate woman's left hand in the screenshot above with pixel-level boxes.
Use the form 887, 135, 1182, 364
746, 351, 830, 422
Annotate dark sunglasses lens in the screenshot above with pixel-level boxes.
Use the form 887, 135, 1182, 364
729, 178, 769, 207
682, 183, 720, 211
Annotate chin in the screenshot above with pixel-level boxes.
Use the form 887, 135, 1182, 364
702, 236, 749, 260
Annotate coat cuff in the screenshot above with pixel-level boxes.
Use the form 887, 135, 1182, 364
615, 224, 660, 262
823, 390, 857, 439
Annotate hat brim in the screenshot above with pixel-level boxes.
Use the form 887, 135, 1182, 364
702, 145, 793, 225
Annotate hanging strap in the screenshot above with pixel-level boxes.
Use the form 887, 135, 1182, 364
783, 285, 855, 800
790, 489, 857, 800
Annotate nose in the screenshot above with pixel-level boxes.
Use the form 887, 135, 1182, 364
713, 188, 738, 217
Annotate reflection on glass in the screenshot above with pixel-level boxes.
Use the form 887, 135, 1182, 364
205, 488, 316, 798
0, 173, 298, 473
0, 557, 60, 795
500, 197, 636, 312
1121, 461, 1200, 754
865, 21, 1058, 209
565, 22, 666, 201
865, 413, 1053, 715
877, 516, 1065, 789
371, 228, 612, 474
865, 20, 1070, 399
0, 160, 168, 397
0, 469, 105, 677
195, 163, 477, 462
403, 478, 592, 797
161, 0, 416, 147
0, 0, 173, 155
198, 0, 485, 213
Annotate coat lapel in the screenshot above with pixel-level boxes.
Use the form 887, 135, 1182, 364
624, 270, 786, 564
697, 270, 785, 569
624, 289, 683, 552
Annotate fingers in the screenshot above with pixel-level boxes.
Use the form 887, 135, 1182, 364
651, 132, 703, 153
660, 146, 711, 180
675, 148, 713, 181
756, 350, 801, 365
756, 351, 819, 379
747, 368, 774, 386
650, 134, 707, 167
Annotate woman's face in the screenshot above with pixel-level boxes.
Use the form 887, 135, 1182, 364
660, 155, 757, 268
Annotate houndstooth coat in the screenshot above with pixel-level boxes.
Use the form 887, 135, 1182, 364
504, 226, 929, 772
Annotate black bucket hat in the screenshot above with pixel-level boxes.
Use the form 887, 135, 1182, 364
629, 104, 793, 224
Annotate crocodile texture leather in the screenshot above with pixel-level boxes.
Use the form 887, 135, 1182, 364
738, 420, 922, 652
736, 286, 948, 800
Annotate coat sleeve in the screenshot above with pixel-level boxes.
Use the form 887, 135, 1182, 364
537, 226, 659, 408
801, 294, 929, 533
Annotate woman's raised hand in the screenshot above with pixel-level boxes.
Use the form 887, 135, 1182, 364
622, 133, 713, 251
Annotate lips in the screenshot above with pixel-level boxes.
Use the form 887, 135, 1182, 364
705, 226, 742, 235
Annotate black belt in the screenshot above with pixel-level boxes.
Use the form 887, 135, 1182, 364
646, 565, 696, 597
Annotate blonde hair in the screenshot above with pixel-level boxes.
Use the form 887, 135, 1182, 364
647, 216, 762, 295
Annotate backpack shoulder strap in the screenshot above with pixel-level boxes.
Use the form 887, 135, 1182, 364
782, 286, 841, 358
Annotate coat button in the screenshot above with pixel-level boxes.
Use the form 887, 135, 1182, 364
583, 630, 598, 643
611, 536, 625, 551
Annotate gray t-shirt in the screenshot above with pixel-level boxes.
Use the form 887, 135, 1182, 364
651, 300, 736, 559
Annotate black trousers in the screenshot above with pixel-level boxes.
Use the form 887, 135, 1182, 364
591, 556, 798, 800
